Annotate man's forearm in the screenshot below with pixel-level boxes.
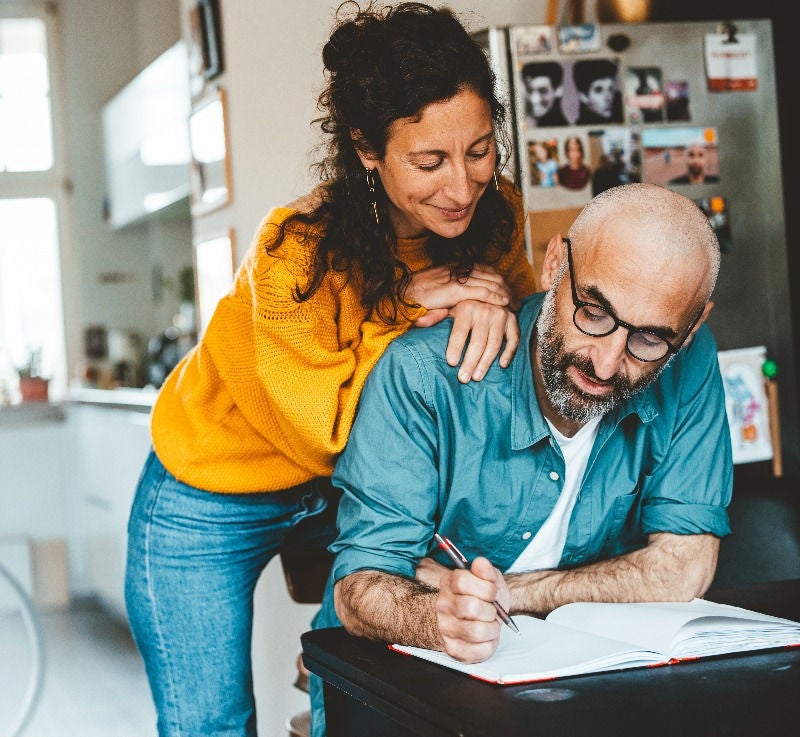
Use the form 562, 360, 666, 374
334, 570, 444, 649
507, 533, 720, 617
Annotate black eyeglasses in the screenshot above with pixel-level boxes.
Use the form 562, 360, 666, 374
564, 238, 702, 362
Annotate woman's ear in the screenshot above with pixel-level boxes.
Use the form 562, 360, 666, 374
539, 235, 565, 291
350, 128, 377, 170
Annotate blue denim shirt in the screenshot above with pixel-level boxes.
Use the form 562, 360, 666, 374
329, 292, 732, 584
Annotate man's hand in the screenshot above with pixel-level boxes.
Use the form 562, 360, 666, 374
434, 556, 509, 663
336, 558, 511, 664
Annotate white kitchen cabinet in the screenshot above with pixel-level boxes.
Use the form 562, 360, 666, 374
70, 402, 153, 619
102, 41, 191, 229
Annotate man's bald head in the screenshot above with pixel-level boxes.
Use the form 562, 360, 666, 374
568, 183, 720, 304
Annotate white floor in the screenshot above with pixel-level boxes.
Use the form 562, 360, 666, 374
1, 579, 313, 737
2, 597, 157, 737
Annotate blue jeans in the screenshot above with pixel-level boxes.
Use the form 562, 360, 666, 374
125, 449, 337, 737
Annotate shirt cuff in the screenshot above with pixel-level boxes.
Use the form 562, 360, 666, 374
642, 503, 731, 538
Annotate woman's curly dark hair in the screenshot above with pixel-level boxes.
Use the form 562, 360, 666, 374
268, 1, 517, 322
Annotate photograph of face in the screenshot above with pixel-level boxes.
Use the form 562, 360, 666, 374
520, 61, 569, 128
527, 138, 560, 188
641, 127, 720, 186
557, 135, 591, 191
570, 59, 623, 125
528, 58, 623, 127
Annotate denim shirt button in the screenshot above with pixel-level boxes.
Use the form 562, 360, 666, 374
549, 471, 560, 481
521, 531, 532, 540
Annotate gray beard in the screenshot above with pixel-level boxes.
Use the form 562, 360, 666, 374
534, 289, 670, 424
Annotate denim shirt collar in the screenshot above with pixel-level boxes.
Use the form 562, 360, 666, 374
509, 293, 658, 451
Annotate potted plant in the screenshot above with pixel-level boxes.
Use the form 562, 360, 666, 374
16, 349, 49, 403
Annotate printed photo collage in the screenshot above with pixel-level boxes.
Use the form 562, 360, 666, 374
512, 23, 731, 253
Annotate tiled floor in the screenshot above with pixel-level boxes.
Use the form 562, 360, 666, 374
2, 597, 156, 737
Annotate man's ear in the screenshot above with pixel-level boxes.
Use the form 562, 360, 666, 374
350, 128, 377, 170
539, 235, 565, 291
681, 300, 714, 349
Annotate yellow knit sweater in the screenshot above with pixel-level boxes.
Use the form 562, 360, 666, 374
151, 197, 537, 493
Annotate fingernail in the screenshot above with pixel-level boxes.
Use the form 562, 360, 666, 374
458, 371, 470, 383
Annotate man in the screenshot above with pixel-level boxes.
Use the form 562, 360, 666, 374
309, 183, 731, 734
573, 58, 623, 124
521, 61, 569, 127
670, 142, 721, 184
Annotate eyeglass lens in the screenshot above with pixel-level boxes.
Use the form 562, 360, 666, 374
573, 304, 669, 361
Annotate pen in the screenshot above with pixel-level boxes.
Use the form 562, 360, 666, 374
433, 532, 520, 635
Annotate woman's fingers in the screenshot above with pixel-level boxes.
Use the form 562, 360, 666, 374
405, 265, 512, 311
445, 301, 521, 382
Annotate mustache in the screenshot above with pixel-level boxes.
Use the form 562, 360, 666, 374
563, 351, 632, 395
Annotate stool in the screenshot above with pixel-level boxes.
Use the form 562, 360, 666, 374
286, 709, 310, 737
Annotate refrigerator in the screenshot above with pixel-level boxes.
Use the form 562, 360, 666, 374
475, 18, 797, 472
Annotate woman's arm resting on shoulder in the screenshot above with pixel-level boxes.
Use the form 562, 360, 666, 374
507, 532, 720, 617
404, 264, 515, 313
444, 300, 519, 382
404, 264, 521, 382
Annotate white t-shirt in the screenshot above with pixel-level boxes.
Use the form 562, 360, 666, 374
505, 415, 601, 573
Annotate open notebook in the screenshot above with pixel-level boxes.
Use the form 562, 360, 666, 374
390, 598, 800, 684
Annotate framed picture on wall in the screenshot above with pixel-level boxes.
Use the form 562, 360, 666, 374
198, 0, 223, 80
187, 4, 207, 99
194, 229, 235, 335
189, 86, 232, 217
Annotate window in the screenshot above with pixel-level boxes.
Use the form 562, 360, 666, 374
0, 198, 64, 388
0, 5, 65, 402
0, 16, 53, 171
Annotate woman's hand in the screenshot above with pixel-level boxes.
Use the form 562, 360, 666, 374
454, 300, 520, 382
405, 264, 517, 314
406, 266, 522, 382
420, 300, 520, 383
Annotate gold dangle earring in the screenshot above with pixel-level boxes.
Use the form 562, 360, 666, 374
365, 168, 380, 226
493, 170, 500, 191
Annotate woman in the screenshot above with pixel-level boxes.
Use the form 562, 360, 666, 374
124, 3, 537, 736
557, 136, 591, 190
